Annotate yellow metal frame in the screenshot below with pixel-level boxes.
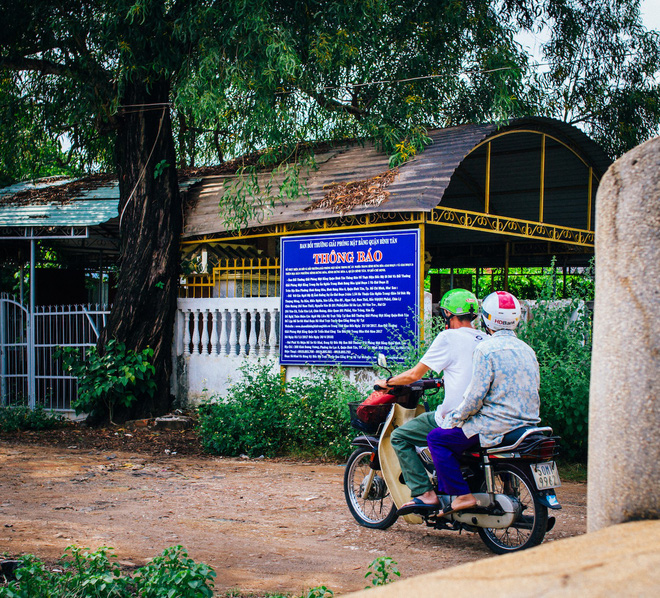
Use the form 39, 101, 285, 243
473, 129, 597, 237
429, 206, 594, 247
181, 212, 425, 246
470, 129, 601, 175
179, 257, 280, 298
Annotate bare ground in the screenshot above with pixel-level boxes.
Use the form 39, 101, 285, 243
0, 426, 587, 595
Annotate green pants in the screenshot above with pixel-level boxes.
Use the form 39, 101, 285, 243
390, 411, 438, 497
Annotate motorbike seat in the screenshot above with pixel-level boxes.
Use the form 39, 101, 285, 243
485, 426, 554, 454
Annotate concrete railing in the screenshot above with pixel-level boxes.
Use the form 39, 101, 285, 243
172, 298, 280, 404
175, 297, 279, 358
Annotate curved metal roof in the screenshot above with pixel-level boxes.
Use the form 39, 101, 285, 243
182, 117, 611, 238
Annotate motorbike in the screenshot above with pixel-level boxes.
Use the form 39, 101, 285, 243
343, 354, 562, 554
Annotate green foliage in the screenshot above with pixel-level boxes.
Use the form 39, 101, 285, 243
4, 1, 657, 194
518, 296, 592, 462
153, 160, 170, 179
0, 404, 65, 432
426, 262, 595, 302
364, 556, 400, 588
0, 548, 397, 597
58, 545, 129, 598
0, 545, 215, 598
55, 339, 156, 424
303, 587, 334, 598
196, 360, 362, 459
533, 1, 660, 158
0, 75, 79, 186
132, 546, 216, 598
0, 554, 56, 598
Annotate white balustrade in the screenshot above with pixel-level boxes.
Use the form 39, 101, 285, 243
183, 310, 191, 355
229, 309, 238, 355
191, 309, 201, 355
250, 308, 259, 357
210, 309, 218, 355
258, 307, 267, 356
219, 309, 228, 355
238, 309, 248, 357
175, 298, 280, 359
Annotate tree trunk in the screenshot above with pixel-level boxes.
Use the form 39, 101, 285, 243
98, 77, 181, 423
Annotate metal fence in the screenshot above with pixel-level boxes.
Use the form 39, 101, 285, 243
0, 294, 110, 411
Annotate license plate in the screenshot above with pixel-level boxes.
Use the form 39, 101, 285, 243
531, 461, 561, 490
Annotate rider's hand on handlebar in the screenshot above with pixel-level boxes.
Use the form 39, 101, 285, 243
374, 378, 392, 391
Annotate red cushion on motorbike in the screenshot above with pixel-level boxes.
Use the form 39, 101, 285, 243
356, 390, 396, 424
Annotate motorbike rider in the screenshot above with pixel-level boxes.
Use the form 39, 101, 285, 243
374, 288, 485, 515
426, 290, 541, 515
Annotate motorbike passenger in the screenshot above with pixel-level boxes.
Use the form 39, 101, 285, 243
427, 290, 541, 515
374, 288, 485, 515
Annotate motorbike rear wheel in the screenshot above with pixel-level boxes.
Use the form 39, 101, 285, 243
478, 464, 548, 554
344, 448, 398, 529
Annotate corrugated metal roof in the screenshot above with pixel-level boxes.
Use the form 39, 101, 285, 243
0, 177, 119, 227
0, 176, 201, 228
182, 117, 611, 239
0, 200, 119, 227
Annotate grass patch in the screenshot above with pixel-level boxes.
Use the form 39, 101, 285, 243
557, 460, 587, 483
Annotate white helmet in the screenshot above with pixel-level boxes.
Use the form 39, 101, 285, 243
481, 291, 521, 331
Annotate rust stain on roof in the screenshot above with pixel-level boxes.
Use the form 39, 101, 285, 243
304, 168, 399, 216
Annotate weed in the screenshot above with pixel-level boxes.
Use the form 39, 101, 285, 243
364, 556, 400, 587
0, 403, 65, 432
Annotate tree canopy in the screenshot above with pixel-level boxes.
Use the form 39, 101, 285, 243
1, 0, 658, 419
4, 1, 658, 185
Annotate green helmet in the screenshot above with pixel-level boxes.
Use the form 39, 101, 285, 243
440, 288, 479, 320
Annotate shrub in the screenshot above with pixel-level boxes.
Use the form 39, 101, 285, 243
0, 404, 65, 432
197, 360, 362, 460
132, 546, 216, 598
56, 339, 156, 424
518, 299, 592, 462
0, 545, 215, 598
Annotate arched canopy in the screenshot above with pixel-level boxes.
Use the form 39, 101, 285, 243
182, 117, 612, 269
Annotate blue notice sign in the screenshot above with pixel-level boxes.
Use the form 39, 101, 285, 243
280, 229, 420, 366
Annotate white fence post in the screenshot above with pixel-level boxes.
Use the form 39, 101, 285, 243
238, 309, 248, 357
191, 309, 200, 355
200, 310, 209, 355
183, 310, 191, 355
249, 308, 258, 357
269, 308, 279, 357
219, 309, 228, 356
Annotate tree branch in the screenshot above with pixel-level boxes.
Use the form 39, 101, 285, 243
0, 54, 77, 78
303, 89, 366, 118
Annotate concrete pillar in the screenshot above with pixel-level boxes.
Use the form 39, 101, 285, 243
587, 136, 660, 531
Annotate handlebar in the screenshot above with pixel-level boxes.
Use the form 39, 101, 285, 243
373, 378, 444, 392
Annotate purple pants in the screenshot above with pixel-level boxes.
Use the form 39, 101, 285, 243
427, 427, 480, 495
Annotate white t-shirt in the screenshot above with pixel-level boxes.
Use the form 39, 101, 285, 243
420, 327, 486, 424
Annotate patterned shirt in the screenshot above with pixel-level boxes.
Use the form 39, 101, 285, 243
440, 329, 540, 447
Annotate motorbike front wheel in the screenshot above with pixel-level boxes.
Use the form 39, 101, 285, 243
478, 464, 549, 554
344, 448, 398, 529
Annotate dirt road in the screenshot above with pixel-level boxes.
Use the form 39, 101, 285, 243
0, 442, 586, 595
